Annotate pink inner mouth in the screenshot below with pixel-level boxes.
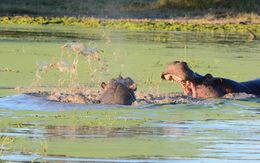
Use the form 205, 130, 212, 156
181, 81, 197, 98
163, 74, 184, 83
171, 75, 184, 83
165, 74, 197, 98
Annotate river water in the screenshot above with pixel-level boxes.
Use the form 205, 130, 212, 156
0, 25, 260, 162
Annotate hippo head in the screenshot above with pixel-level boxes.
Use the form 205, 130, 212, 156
161, 61, 195, 83
101, 75, 137, 92
100, 75, 137, 105
161, 61, 226, 98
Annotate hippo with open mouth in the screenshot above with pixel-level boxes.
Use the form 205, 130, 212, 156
161, 61, 260, 98
100, 75, 137, 105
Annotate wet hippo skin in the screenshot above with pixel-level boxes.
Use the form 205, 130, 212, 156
161, 61, 260, 98
100, 75, 137, 105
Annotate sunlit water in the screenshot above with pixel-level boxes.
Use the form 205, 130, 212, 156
0, 24, 260, 162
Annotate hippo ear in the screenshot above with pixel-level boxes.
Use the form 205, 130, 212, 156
118, 73, 123, 79
204, 74, 213, 80
202, 74, 214, 85
101, 82, 107, 89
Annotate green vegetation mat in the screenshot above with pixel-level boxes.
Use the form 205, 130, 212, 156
1, 16, 260, 34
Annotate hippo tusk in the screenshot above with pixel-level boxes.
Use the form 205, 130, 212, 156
190, 82, 197, 98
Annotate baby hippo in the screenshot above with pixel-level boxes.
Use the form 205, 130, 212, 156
100, 75, 137, 105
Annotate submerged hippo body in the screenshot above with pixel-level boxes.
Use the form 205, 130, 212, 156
100, 76, 137, 105
161, 61, 260, 98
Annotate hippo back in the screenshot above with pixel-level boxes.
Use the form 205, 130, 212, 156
240, 79, 260, 95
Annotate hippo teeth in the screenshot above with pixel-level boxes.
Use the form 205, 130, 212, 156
171, 75, 183, 83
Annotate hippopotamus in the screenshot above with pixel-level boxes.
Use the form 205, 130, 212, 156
100, 75, 137, 105
161, 61, 260, 98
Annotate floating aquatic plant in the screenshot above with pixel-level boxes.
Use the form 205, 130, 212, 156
1, 16, 260, 34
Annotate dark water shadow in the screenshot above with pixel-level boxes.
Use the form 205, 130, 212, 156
0, 94, 132, 111
0, 93, 259, 111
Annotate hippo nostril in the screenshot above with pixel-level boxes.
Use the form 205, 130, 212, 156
161, 73, 166, 79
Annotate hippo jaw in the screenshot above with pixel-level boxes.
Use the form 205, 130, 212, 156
161, 61, 196, 84
161, 61, 225, 98
161, 73, 186, 84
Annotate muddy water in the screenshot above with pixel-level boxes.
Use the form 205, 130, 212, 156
0, 25, 260, 162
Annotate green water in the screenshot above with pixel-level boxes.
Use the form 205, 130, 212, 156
0, 24, 260, 162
